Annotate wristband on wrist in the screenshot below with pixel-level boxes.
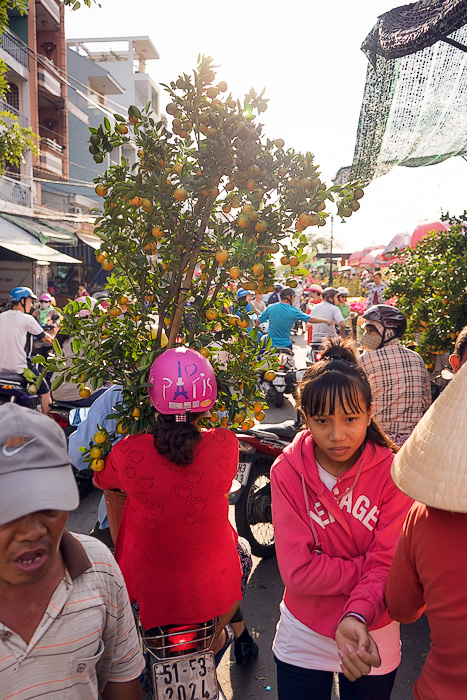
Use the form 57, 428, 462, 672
344, 612, 367, 625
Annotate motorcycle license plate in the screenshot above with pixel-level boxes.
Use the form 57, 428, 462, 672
152, 651, 218, 699
273, 376, 286, 386
235, 461, 252, 485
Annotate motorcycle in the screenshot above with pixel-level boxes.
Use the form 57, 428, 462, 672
259, 347, 296, 408
232, 369, 307, 558
232, 419, 298, 558
306, 341, 323, 366
0, 370, 41, 409
136, 614, 227, 700
48, 391, 108, 499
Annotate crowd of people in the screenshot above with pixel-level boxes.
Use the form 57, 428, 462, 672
1, 269, 467, 700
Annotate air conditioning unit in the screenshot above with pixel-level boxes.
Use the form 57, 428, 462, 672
69, 205, 82, 215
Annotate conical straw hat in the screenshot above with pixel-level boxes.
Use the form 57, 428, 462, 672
391, 361, 467, 512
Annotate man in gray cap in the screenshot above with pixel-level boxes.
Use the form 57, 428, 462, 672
0, 403, 144, 699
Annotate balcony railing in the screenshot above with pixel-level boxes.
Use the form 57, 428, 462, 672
0, 99, 28, 128
37, 64, 61, 97
0, 29, 29, 68
0, 175, 32, 208
41, 137, 64, 154
38, 139, 64, 177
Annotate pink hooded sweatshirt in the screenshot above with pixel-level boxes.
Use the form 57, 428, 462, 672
271, 430, 412, 638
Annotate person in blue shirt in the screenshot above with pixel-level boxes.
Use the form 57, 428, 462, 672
258, 287, 332, 349
68, 384, 124, 542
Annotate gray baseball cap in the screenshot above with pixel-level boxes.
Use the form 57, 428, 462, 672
0, 403, 79, 525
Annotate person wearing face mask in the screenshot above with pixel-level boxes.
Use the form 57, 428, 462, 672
33, 293, 60, 328
359, 305, 431, 448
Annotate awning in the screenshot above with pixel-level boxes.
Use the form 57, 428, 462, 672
1, 214, 78, 245
0, 217, 81, 263
76, 223, 102, 249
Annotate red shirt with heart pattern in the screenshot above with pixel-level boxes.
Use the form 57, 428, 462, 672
94, 429, 242, 629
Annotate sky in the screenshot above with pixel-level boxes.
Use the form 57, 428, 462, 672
65, 0, 466, 255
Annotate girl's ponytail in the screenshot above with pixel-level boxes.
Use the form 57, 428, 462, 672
367, 419, 399, 454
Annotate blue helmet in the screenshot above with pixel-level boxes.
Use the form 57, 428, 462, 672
237, 288, 252, 301
10, 286, 37, 303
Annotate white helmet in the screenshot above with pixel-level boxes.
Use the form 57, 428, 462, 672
336, 286, 349, 296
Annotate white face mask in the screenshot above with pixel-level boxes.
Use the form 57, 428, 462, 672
360, 331, 382, 350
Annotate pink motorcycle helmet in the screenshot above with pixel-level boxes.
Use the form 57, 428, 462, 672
148, 347, 217, 415
39, 293, 53, 302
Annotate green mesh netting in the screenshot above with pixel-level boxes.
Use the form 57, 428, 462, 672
335, 0, 467, 185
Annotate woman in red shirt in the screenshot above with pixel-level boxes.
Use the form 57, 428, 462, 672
386, 364, 467, 700
94, 347, 242, 658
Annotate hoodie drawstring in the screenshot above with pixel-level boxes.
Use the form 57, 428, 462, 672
334, 457, 364, 505
301, 472, 322, 552
301, 455, 364, 552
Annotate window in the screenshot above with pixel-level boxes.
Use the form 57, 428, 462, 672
5, 83, 19, 111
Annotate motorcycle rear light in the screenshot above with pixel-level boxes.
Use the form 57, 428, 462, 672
166, 626, 199, 652
315, 353, 322, 361
140, 618, 218, 660
49, 412, 69, 428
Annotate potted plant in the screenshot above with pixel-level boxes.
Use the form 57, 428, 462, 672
42, 57, 364, 477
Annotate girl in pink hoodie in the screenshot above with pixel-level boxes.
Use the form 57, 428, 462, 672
271, 338, 412, 700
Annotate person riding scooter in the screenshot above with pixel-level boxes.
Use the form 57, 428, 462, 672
258, 287, 332, 350
93, 347, 243, 663
32, 293, 61, 328
359, 304, 431, 447
0, 287, 57, 414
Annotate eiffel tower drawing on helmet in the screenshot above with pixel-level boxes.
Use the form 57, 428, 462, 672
173, 360, 190, 401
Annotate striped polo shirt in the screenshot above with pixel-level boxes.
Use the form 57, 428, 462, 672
0, 531, 145, 699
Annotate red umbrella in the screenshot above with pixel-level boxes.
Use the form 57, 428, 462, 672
379, 255, 406, 267
410, 220, 449, 248
381, 232, 411, 260
347, 245, 385, 267
359, 247, 386, 267
347, 249, 364, 266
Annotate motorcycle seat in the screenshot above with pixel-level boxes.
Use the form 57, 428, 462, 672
251, 419, 298, 439
276, 347, 294, 356
51, 387, 106, 410
0, 371, 27, 386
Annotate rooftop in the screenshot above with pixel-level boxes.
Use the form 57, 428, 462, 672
67, 36, 159, 62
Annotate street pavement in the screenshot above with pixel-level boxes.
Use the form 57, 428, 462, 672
67, 330, 429, 699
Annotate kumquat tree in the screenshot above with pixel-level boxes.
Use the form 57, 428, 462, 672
386, 212, 467, 368
40, 57, 364, 466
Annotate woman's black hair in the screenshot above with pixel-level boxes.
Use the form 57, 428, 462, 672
299, 337, 398, 453
153, 412, 203, 465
